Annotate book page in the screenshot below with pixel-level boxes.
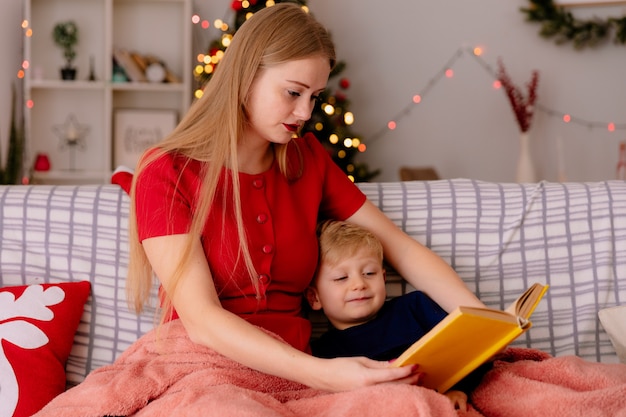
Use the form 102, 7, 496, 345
504, 283, 549, 318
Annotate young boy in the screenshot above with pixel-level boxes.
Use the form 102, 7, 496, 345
306, 220, 468, 410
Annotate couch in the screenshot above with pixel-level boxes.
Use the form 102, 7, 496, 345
1, 179, 625, 416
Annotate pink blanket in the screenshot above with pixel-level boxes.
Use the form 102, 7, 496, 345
34, 320, 626, 417
34, 320, 457, 417
466, 348, 626, 417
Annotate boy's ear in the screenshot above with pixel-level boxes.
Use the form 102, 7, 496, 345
305, 287, 323, 311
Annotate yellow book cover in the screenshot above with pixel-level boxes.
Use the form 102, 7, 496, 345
391, 283, 548, 393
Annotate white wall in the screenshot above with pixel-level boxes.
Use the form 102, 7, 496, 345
2, 0, 625, 182
309, 0, 626, 182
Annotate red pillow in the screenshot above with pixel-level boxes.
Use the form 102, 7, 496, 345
111, 165, 134, 195
0, 281, 91, 417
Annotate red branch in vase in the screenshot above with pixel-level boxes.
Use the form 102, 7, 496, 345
497, 58, 539, 133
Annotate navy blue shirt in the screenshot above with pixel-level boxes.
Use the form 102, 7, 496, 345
311, 291, 448, 361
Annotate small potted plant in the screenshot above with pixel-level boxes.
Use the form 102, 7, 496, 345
52, 20, 79, 80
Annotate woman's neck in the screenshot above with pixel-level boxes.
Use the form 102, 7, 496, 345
236, 142, 275, 175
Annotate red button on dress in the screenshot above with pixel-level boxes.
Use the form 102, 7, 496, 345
256, 213, 268, 224
262, 244, 273, 254
252, 178, 264, 189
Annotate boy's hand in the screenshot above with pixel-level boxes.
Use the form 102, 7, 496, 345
444, 389, 468, 412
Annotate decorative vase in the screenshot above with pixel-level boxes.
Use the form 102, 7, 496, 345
516, 132, 536, 183
33, 153, 51, 171
60, 67, 77, 80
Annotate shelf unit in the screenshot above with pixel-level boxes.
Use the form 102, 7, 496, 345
24, 0, 192, 184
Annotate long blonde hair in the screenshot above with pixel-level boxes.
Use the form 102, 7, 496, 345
126, 3, 336, 319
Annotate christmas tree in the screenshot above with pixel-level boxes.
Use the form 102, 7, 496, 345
194, 0, 379, 182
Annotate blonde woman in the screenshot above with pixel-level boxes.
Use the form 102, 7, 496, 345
127, 2, 485, 393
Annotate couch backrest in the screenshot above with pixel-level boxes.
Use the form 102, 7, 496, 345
1, 179, 625, 386
356, 179, 626, 363
0, 185, 156, 386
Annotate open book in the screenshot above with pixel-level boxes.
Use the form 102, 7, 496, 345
391, 282, 549, 393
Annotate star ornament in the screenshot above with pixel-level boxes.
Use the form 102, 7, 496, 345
53, 114, 89, 150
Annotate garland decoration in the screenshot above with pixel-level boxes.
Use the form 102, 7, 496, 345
365, 46, 626, 146
496, 59, 539, 133
521, 0, 626, 49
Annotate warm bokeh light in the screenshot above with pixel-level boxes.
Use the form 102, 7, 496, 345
26, 99, 34, 109
195, 89, 204, 99
493, 80, 501, 89
352, 138, 361, 147
315, 122, 323, 131
388, 121, 397, 130
445, 68, 454, 78
22, 60, 29, 69
22, 19, 28, 29
473, 46, 483, 56
608, 123, 616, 132
17, 70, 25, 79
323, 103, 335, 115
337, 150, 346, 158
194, 65, 204, 75
191, 14, 200, 24
26, 28, 32, 37
329, 134, 339, 144
413, 94, 421, 104
343, 138, 352, 148
358, 143, 367, 152
201, 20, 210, 29
563, 114, 571, 123
344, 111, 354, 125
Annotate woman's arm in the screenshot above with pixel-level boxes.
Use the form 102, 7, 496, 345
346, 200, 486, 312
141, 233, 421, 391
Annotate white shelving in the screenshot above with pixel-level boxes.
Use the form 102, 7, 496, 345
24, 0, 192, 184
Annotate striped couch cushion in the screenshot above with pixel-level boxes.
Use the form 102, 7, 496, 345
1, 179, 625, 387
356, 179, 626, 362
0, 185, 156, 386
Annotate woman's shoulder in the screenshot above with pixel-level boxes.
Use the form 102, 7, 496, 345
136, 148, 204, 191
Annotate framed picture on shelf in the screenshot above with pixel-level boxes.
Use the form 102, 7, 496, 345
113, 109, 178, 169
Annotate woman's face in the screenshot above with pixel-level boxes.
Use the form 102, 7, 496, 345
244, 55, 330, 146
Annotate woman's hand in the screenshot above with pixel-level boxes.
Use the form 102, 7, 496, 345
305, 356, 422, 392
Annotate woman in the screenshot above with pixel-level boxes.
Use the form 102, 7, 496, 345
127, 2, 485, 393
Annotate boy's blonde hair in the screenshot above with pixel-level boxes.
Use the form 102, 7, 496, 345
126, 3, 336, 319
317, 220, 384, 273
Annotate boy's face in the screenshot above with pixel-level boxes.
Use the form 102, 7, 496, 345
306, 248, 386, 330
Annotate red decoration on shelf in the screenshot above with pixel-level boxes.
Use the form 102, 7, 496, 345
497, 58, 539, 133
33, 153, 51, 171
339, 77, 350, 90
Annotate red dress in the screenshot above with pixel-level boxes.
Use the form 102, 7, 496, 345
134, 134, 366, 351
